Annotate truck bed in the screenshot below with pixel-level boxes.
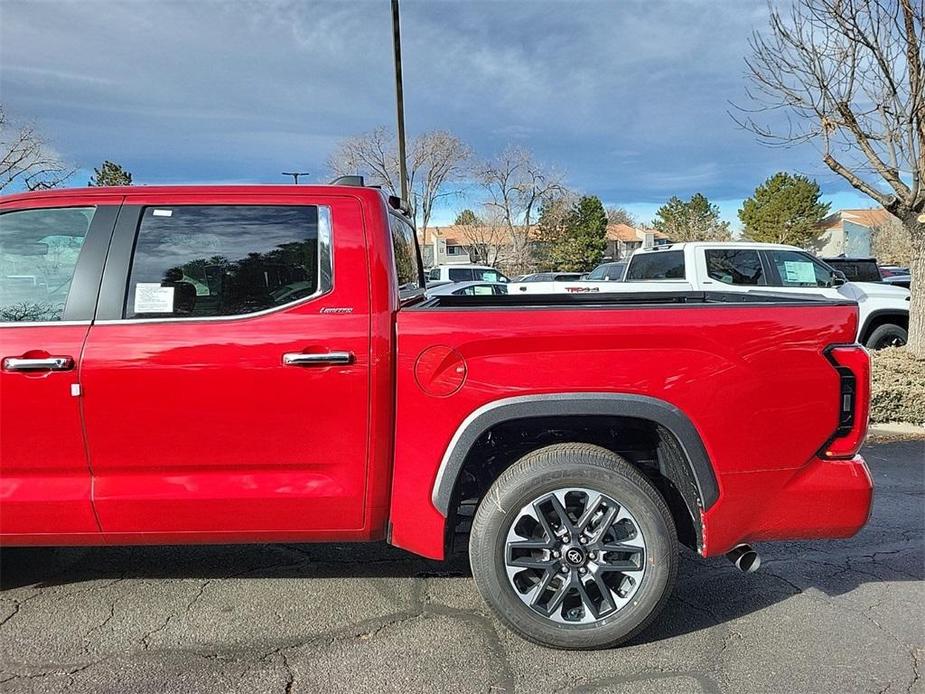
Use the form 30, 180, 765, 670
416, 289, 855, 309
391, 290, 862, 559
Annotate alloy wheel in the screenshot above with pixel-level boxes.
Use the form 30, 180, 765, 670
503, 487, 646, 625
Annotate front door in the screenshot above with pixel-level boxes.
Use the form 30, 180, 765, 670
0, 198, 119, 539
80, 192, 372, 539
758, 248, 844, 300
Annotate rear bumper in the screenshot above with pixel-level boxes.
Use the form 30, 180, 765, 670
702, 454, 873, 557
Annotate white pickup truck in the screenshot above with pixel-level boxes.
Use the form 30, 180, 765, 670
509, 242, 910, 349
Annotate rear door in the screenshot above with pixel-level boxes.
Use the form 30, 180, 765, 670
0, 196, 120, 538
696, 247, 768, 292
80, 191, 372, 538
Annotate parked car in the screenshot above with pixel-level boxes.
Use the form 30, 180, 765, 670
425, 281, 508, 297
879, 265, 911, 277
586, 261, 627, 281
425, 264, 510, 287
881, 274, 912, 289
518, 272, 585, 282
877, 265, 913, 289
619, 243, 910, 349
819, 257, 883, 283
1, 182, 872, 650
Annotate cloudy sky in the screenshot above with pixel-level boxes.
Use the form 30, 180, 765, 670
1, 0, 871, 226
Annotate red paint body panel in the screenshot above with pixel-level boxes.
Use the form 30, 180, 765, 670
388, 303, 865, 559
0, 185, 873, 559
80, 191, 380, 540
0, 325, 99, 535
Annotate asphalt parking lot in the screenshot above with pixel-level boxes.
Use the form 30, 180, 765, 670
1, 438, 922, 694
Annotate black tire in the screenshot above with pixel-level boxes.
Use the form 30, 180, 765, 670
865, 323, 907, 350
469, 442, 678, 649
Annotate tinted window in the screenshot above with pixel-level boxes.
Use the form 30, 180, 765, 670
767, 250, 834, 288
625, 251, 685, 280
474, 268, 507, 282
588, 263, 626, 280
428, 268, 440, 281
389, 214, 422, 298
449, 268, 474, 281
126, 206, 320, 319
824, 259, 882, 283
0, 207, 94, 322
705, 249, 764, 285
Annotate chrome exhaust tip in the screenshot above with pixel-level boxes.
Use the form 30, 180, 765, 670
726, 544, 761, 573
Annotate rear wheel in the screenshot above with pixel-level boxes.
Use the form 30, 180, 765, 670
865, 323, 907, 349
469, 443, 677, 649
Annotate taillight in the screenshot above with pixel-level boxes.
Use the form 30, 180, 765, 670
821, 345, 871, 459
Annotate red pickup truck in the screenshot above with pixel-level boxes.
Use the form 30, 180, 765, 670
0, 181, 873, 649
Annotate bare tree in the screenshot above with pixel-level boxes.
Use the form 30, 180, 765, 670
736, 0, 925, 355
872, 214, 915, 266
463, 209, 509, 267
1, 107, 73, 191
474, 146, 565, 273
606, 206, 637, 227
327, 127, 470, 234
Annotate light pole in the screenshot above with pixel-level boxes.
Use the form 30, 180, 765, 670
281, 171, 310, 184
390, 0, 409, 202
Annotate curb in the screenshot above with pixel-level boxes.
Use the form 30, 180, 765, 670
868, 422, 925, 441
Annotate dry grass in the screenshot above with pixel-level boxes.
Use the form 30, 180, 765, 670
870, 347, 925, 425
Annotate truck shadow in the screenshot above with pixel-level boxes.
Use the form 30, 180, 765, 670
1, 528, 920, 644
2, 439, 920, 644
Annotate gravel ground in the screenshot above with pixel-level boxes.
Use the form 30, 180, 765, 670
1, 438, 922, 694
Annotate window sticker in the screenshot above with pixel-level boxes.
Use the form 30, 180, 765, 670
152, 209, 173, 217
783, 261, 816, 284
133, 283, 174, 313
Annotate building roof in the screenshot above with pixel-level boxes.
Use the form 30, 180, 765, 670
422, 222, 666, 246
819, 208, 893, 230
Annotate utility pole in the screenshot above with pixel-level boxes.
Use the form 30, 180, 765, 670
390, 0, 409, 202
281, 171, 310, 184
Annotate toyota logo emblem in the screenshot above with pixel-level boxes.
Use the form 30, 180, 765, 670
566, 548, 584, 565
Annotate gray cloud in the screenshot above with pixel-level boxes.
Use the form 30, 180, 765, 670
1, 0, 862, 207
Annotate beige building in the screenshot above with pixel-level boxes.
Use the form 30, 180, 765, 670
419, 222, 669, 269
813, 208, 892, 257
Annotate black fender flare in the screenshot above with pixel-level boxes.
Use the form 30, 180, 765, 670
859, 308, 909, 343
430, 392, 719, 516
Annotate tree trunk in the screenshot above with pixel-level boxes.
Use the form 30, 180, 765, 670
903, 214, 925, 359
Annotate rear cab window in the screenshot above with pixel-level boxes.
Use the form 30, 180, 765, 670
625, 250, 685, 281
388, 213, 423, 300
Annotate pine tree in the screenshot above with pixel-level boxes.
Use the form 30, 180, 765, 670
652, 194, 731, 242
739, 172, 830, 246
88, 161, 132, 186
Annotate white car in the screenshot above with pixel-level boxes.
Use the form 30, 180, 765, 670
425, 264, 510, 287
620, 242, 910, 349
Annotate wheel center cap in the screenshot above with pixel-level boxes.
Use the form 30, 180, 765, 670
564, 547, 586, 567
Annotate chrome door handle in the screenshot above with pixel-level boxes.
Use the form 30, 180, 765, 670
2, 356, 75, 372
282, 351, 354, 366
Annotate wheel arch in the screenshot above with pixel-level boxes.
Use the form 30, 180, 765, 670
432, 393, 719, 552
859, 309, 909, 344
